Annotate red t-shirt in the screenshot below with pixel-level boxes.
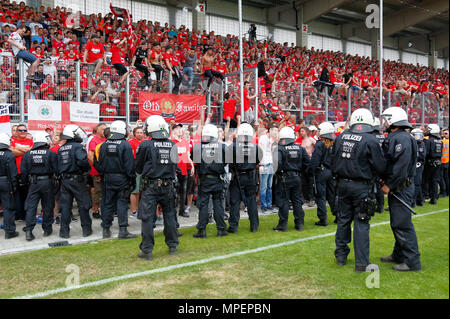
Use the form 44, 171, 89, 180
50, 144, 61, 153
127, 138, 143, 158
243, 89, 251, 112
171, 138, 190, 175
85, 41, 105, 63
223, 99, 237, 119
88, 135, 105, 175
11, 137, 34, 174
110, 45, 124, 65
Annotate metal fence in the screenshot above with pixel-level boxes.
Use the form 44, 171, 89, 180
3, 57, 448, 128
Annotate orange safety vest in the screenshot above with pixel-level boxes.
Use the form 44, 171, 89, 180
442, 139, 449, 164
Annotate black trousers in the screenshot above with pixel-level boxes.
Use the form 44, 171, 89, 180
439, 163, 449, 196
203, 69, 224, 88
229, 171, 259, 231
59, 176, 92, 234
135, 63, 151, 84
277, 174, 305, 227
14, 175, 28, 220
424, 164, 441, 201
387, 184, 421, 270
196, 177, 227, 231
176, 172, 188, 215
171, 67, 182, 94
414, 164, 425, 204
138, 183, 178, 253
101, 187, 129, 229
334, 180, 371, 267
24, 179, 54, 232
302, 171, 314, 202
0, 180, 16, 232
315, 169, 335, 221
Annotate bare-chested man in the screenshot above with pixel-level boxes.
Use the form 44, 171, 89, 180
201, 47, 224, 90
300, 127, 316, 157
149, 42, 164, 91
395, 75, 411, 103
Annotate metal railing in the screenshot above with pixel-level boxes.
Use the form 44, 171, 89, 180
3, 57, 448, 128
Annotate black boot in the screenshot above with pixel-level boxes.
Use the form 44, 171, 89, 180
315, 219, 328, 227
193, 229, 207, 238
118, 226, 138, 240
103, 227, 111, 239
273, 225, 288, 232
59, 227, 70, 239
217, 229, 228, 237
138, 251, 153, 260
5, 231, 19, 239
25, 230, 35, 241
82, 227, 93, 237
43, 229, 53, 237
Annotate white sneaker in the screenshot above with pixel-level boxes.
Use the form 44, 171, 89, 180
130, 211, 138, 219
155, 215, 164, 226
184, 206, 191, 214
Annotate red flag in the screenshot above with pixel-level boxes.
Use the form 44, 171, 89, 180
110, 3, 125, 17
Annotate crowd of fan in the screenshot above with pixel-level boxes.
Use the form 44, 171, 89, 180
0, 0, 449, 126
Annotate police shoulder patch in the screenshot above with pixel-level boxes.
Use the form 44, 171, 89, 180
395, 144, 402, 152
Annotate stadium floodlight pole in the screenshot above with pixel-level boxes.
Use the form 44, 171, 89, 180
379, 0, 383, 117
238, 0, 244, 121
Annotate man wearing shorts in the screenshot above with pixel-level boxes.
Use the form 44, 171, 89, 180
7, 25, 40, 81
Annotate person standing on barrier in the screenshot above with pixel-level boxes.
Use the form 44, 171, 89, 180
227, 123, 262, 233
0, 133, 19, 239
310, 122, 336, 227
95, 121, 137, 240
380, 107, 421, 272
57, 125, 92, 239
423, 124, 443, 205
132, 42, 152, 88
273, 126, 310, 232
411, 128, 426, 207
163, 46, 182, 94
371, 118, 386, 213
201, 47, 224, 91
136, 115, 179, 260
191, 124, 228, 238
21, 132, 58, 241
332, 108, 386, 272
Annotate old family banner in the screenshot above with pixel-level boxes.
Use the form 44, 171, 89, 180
28, 100, 99, 133
139, 93, 206, 123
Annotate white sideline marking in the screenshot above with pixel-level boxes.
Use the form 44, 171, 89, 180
12, 209, 449, 299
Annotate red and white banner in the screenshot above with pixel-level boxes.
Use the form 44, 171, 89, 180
139, 93, 206, 123
0, 104, 11, 135
28, 100, 99, 133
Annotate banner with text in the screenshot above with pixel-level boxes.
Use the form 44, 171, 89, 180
0, 104, 11, 135
28, 100, 99, 133
139, 92, 205, 123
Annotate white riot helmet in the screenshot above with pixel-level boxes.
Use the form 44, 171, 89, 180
110, 120, 127, 139
237, 123, 254, 142
349, 108, 374, 133
381, 107, 412, 129
144, 115, 169, 139
0, 133, 10, 149
32, 131, 52, 148
411, 128, 424, 141
427, 124, 440, 138
318, 122, 335, 140
372, 117, 382, 131
62, 124, 87, 142
279, 126, 295, 145
201, 124, 218, 142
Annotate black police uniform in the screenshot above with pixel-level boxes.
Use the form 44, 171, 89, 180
57, 140, 92, 238
191, 138, 228, 236
382, 129, 421, 270
414, 139, 426, 206
0, 144, 19, 238
372, 129, 386, 213
20, 144, 58, 237
273, 138, 310, 231
228, 137, 262, 232
331, 127, 386, 270
95, 134, 136, 236
310, 139, 335, 224
136, 137, 179, 254
423, 135, 443, 204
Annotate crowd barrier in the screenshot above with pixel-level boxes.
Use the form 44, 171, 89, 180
2, 57, 448, 128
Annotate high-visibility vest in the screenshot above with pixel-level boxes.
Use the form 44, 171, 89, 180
442, 138, 449, 164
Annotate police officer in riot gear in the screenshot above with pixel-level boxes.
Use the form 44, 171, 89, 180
411, 128, 426, 207
21, 131, 58, 241
423, 124, 443, 205
57, 125, 93, 239
331, 108, 386, 272
380, 107, 421, 272
310, 122, 335, 227
273, 126, 310, 232
95, 121, 137, 240
191, 124, 228, 238
228, 123, 263, 233
371, 117, 386, 213
0, 133, 19, 239
136, 115, 179, 260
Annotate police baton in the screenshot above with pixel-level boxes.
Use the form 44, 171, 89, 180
390, 192, 417, 215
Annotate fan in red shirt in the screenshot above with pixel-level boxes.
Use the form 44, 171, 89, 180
10, 124, 33, 174
83, 34, 105, 76
223, 92, 238, 128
